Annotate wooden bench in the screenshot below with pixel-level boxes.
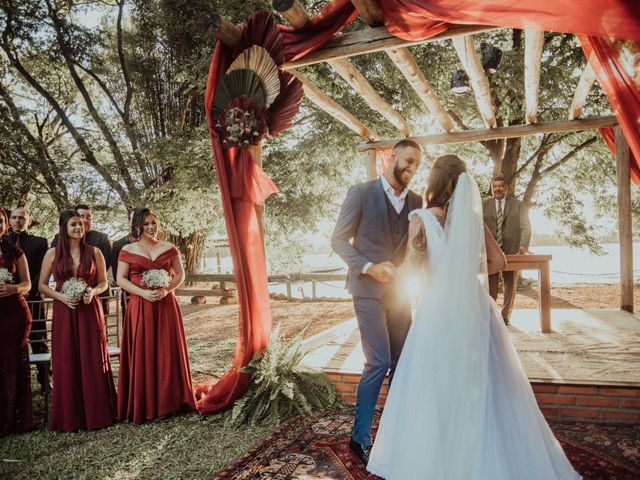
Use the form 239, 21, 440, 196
27, 288, 123, 422
503, 254, 552, 333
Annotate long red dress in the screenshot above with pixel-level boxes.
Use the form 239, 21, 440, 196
117, 247, 195, 423
50, 248, 117, 432
0, 249, 33, 437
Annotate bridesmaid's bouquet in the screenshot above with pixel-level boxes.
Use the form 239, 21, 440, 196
141, 269, 170, 289
0, 267, 14, 284
61, 277, 88, 302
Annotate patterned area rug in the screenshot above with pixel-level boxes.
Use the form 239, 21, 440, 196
213, 410, 640, 479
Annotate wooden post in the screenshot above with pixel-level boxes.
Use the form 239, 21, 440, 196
365, 149, 377, 180
273, 0, 310, 29
312, 279, 317, 300
539, 264, 552, 333
286, 280, 293, 300
216, 251, 221, 273
615, 126, 634, 313
202, 13, 241, 48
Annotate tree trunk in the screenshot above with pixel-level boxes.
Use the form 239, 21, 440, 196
167, 231, 206, 278
500, 137, 522, 192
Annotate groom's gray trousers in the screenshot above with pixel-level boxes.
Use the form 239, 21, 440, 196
331, 179, 421, 447
353, 291, 411, 446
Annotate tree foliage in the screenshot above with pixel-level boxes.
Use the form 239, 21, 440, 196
0, 1, 635, 273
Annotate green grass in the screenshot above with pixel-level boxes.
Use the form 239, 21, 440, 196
0, 337, 276, 479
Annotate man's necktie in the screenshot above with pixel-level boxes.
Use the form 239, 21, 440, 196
496, 200, 504, 248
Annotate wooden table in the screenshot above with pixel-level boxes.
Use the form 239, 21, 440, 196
503, 254, 552, 333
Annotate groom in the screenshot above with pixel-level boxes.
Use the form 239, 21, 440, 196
331, 139, 422, 464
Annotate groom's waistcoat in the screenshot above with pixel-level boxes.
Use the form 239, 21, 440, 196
385, 193, 410, 249
331, 178, 423, 299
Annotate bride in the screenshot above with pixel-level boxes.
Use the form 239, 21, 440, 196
366, 155, 580, 479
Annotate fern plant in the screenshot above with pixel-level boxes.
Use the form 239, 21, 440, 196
226, 324, 345, 427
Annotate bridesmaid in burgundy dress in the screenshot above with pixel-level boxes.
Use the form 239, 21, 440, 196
116, 207, 195, 424
0, 208, 33, 437
39, 210, 117, 431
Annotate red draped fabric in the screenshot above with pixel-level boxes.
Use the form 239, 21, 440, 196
380, 1, 640, 42
279, 0, 358, 61
198, 2, 357, 414
375, 149, 394, 177
583, 37, 640, 187
198, 43, 276, 414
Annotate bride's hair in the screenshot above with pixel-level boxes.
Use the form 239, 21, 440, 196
425, 155, 467, 208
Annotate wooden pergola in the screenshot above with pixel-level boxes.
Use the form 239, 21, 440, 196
205, 0, 635, 315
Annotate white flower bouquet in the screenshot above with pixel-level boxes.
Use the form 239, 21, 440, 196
141, 269, 170, 289
0, 267, 14, 285
61, 277, 88, 303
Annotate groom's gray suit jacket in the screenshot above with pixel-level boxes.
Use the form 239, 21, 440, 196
331, 178, 423, 299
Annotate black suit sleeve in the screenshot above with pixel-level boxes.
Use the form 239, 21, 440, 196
99, 233, 112, 274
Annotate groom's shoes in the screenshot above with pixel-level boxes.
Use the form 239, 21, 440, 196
349, 437, 372, 465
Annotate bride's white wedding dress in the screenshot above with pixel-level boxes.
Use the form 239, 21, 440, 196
367, 174, 580, 480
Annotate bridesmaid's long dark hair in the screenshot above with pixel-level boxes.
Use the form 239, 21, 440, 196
0, 208, 18, 266
53, 210, 93, 282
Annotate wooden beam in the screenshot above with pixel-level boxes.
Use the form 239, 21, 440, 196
281, 25, 498, 70
328, 57, 412, 136
386, 47, 454, 132
351, 0, 383, 26
524, 29, 544, 124
291, 70, 378, 140
356, 115, 617, 151
202, 13, 241, 48
615, 126, 634, 313
273, 0, 309, 29
569, 62, 597, 120
452, 35, 497, 128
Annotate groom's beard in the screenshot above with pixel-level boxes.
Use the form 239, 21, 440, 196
394, 164, 409, 188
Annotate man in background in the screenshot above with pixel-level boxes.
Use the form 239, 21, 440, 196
482, 175, 532, 324
111, 208, 136, 322
8, 207, 49, 387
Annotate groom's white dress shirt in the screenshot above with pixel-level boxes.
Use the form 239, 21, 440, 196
361, 175, 410, 274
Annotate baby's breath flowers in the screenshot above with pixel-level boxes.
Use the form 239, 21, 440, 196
61, 277, 88, 303
141, 269, 170, 289
0, 267, 14, 285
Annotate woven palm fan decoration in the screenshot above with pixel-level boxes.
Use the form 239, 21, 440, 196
213, 11, 303, 149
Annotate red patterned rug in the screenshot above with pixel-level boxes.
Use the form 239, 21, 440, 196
213, 410, 640, 479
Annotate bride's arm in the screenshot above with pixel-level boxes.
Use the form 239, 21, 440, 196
402, 216, 427, 273
484, 224, 506, 275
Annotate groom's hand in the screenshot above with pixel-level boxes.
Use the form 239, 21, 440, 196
366, 261, 397, 283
